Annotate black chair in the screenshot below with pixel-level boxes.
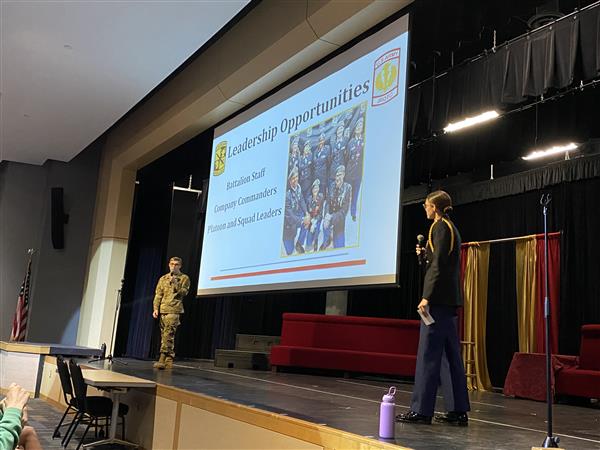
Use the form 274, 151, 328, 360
52, 356, 79, 440
63, 360, 128, 450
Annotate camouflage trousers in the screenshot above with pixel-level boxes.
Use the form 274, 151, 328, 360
159, 313, 180, 358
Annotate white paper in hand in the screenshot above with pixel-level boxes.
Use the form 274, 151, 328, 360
418, 305, 435, 326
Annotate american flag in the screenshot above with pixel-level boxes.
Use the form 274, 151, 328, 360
10, 257, 32, 342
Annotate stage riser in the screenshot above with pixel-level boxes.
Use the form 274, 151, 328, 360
214, 349, 271, 370
235, 334, 280, 352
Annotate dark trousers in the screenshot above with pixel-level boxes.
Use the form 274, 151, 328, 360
283, 227, 308, 255
348, 177, 361, 218
411, 305, 470, 416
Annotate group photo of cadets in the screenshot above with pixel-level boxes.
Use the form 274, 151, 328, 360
282, 102, 367, 256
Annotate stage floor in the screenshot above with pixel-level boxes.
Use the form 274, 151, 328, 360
86, 358, 600, 450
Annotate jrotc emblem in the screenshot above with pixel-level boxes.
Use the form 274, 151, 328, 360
213, 141, 227, 176
372, 48, 400, 106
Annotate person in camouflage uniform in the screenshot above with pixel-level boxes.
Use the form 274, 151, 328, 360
152, 257, 190, 369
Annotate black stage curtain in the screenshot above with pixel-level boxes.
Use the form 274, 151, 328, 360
404, 146, 600, 206
485, 242, 519, 388
579, 5, 600, 80
116, 181, 172, 358
408, 3, 599, 138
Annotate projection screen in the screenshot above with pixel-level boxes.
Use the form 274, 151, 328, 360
198, 14, 409, 295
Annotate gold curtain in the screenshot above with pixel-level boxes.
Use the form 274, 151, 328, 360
515, 237, 538, 353
462, 243, 493, 391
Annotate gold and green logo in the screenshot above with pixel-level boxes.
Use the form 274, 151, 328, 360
213, 141, 227, 176
372, 48, 400, 106
375, 61, 398, 93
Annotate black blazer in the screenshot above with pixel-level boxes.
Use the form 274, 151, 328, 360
422, 218, 462, 306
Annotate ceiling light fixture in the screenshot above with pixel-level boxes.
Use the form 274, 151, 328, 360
522, 142, 579, 160
443, 110, 499, 133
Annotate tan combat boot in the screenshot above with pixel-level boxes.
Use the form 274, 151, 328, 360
153, 353, 166, 369
164, 356, 174, 369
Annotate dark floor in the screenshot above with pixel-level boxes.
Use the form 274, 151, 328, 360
73, 358, 600, 450
23, 398, 124, 449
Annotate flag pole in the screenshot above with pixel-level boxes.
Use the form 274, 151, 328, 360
24, 248, 35, 342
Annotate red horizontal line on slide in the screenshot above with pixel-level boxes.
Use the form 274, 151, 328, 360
210, 259, 367, 281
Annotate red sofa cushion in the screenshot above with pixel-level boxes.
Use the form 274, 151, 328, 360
555, 368, 600, 399
270, 346, 417, 376
271, 313, 420, 376
578, 324, 600, 371
279, 313, 420, 355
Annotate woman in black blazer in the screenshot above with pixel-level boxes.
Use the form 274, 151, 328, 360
397, 190, 470, 425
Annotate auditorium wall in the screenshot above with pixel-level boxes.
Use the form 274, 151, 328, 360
0, 141, 102, 344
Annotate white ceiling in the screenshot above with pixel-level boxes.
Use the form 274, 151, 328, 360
0, 0, 249, 165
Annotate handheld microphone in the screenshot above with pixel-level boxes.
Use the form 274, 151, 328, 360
417, 234, 426, 265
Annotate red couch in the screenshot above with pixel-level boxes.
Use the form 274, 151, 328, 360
270, 313, 420, 376
555, 324, 600, 399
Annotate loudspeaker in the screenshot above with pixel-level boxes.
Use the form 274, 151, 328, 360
51, 187, 69, 249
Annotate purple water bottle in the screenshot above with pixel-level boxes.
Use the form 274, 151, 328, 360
379, 386, 396, 439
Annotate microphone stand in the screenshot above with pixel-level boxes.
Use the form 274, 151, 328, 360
540, 193, 558, 448
90, 279, 127, 366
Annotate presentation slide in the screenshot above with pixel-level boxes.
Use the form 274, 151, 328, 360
198, 14, 409, 295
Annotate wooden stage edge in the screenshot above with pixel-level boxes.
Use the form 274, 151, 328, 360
157, 383, 408, 450
0, 341, 52, 354
38, 357, 410, 450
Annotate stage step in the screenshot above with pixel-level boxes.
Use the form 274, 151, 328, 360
235, 334, 280, 352
214, 349, 270, 370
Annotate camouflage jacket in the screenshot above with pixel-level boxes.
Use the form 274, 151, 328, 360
153, 272, 190, 314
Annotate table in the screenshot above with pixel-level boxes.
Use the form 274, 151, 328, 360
503, 352, 577, 401
81, 369, 156, 449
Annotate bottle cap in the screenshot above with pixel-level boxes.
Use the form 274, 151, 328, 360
382, 386, 396, 402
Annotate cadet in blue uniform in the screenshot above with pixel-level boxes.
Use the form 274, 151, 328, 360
346, 117, 364, 221
305, 179, 325, 252
397, 190, 470, 426
288, 137, 300, 174
320, 165, 352, 250
329, 124, 347, 185
313, 133, 331, 197
298, 142, 314, 203
343, 125, 351, 146
283, 166, 310, 255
